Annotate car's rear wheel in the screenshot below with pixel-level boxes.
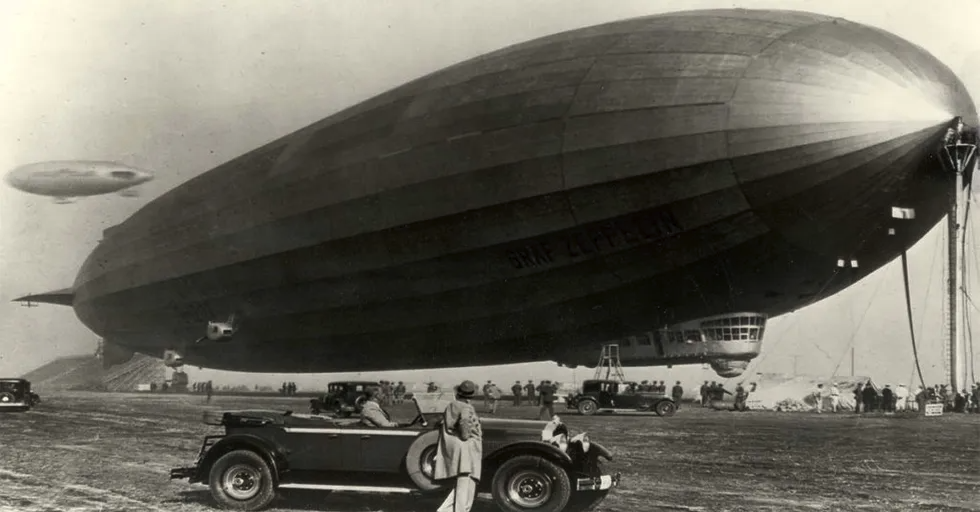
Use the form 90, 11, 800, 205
208, 450, 276, 511
577, 400, 598, 416
655, 400, 676, 417
492, 455, 571, 512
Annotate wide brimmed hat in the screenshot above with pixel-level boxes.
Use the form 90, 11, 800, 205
456, 380, 477, 397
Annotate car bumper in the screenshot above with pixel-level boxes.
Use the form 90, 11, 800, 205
575, 473, 620, 491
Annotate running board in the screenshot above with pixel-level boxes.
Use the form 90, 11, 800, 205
278, 483, 416, 493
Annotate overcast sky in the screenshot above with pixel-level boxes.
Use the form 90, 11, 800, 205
1, 0, 979, 391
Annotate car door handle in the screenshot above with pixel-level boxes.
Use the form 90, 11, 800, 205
327, 434, 339, 439
360, 435, 371, 439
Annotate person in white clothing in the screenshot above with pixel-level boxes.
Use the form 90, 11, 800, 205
894, 384, 909, 412
813, 384, 827, 413
829, 384, 841, 413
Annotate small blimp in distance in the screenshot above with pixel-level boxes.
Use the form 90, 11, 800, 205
4, 160, 154, 204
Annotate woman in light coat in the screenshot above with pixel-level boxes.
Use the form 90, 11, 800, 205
434, 380, 483, 512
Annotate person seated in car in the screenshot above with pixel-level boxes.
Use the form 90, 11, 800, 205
360, 386, 399, 427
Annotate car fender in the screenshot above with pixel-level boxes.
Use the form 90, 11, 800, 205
199, 434, 288, 486
588, 442, 613, 461
484, 441, 573, 474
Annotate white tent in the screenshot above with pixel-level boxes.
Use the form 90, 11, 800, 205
738, 373, 880, 412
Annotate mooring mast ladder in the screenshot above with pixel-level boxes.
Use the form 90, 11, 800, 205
594, 343, 627, 382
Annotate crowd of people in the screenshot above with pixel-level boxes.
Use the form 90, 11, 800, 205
372, 380, 409, 405
809, 381, 980, 414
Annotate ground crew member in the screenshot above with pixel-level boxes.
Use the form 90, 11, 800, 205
394, 381, 406, 404
813, 384, 826, 413
854, 383, 863, 413
881, 385, 894, 413
524, 380, 536, 405
894, 384, 908, 412
862, 382, 877, 412
205, 380, 213, 403
734, 383, 748, 411
511, 381, 522, 406
539, 381, 556, 420
486, 382, 501, 414
360, 387, 399, 428
434, 380, 482, 512
829, 383, 841, 413
671, 381, 684, 409
699, 381, 709, 407
483, 381, 492, 410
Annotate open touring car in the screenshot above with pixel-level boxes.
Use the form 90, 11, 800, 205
171, 393, 620, 511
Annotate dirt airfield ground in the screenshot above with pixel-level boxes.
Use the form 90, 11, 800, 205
0, 391, 977, 512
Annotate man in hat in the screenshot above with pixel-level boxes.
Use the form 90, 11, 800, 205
524, 380, 536, 406
360, 387, 399, 428
881, 385, 895, 413
486, 381, 501, 415
435, 380, 482, 512
483, 381, 493, 410
511, 381, 523, 407
538, 380, 557, 420
671, 381, 684, 410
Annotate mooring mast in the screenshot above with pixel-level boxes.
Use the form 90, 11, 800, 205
940, 117, 976, 395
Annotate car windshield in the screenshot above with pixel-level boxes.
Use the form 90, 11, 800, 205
410, 392, 457, 425
0, 381, 22, 393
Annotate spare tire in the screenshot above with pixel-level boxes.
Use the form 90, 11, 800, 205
404, 430, 450, 492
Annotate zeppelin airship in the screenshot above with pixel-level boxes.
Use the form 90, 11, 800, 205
13, 9, 979, 377
5, 160, 154, 203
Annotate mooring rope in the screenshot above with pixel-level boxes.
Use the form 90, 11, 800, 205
901, 251, 927, 390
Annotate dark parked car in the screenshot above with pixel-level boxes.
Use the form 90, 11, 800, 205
172, 394, 619, 511
0, 378, 41, 412
565, 380, 676, 417
308, 380, 377, 417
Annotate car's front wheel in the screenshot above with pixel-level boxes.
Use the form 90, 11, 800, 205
491, 455, 571, 512
208, 450, 277, 511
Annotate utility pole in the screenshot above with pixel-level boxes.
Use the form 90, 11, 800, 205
850, 346, 855, 377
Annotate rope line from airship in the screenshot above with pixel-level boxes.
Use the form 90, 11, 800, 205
900, 251, 928, 390
965, 181, 977, 384
751, 267, 842, 372
830, 267, 890, 378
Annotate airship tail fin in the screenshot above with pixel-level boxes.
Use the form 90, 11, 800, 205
13, 288, 75, 306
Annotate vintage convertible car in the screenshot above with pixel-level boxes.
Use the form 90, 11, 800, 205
0, 378, 40, 412
171, 393, 619, 511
